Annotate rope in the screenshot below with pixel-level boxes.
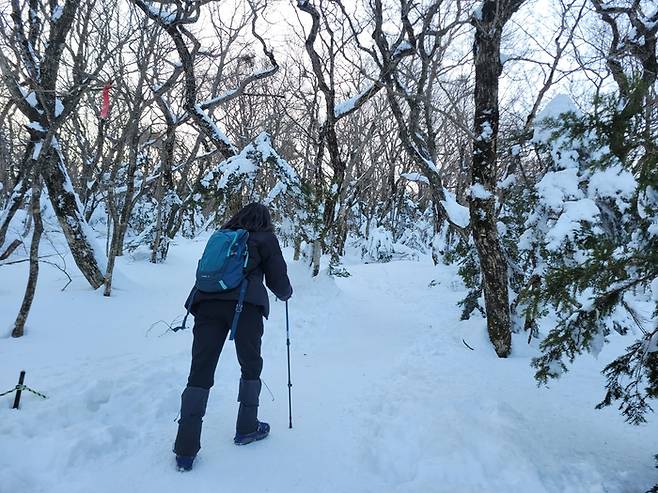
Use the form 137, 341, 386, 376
0, 384, 48, 399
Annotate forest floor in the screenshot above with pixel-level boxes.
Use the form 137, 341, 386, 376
0, 235, 656, 493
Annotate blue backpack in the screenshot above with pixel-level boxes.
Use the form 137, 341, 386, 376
176, 229, 250, 340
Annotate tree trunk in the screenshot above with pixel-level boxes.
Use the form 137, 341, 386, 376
311, 239, 322, 277
103, 233, 121, 297
0, 239, 22, 261
469, 0, 525, 358
293, 237, 302, 261
151, 95, 177, 263
12, 183, 43, 338
150, 193, 167, 264
0, 176, 31, 249
1, 0, 104, 290
151, 190, 177, 263
41, 146, 105, 289
0, 149, 34, 248
81, 119, 107, 207
104, 126, 143, 294
329, 208, 348, 267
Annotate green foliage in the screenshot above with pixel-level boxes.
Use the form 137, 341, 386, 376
597, 337, 658, 425
523, 95, 658, 431
455, 236, 485, 320
447, 92, 658, 438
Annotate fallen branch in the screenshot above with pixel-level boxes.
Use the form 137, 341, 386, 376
0, 253, 59, 267
41, 260, 73, 291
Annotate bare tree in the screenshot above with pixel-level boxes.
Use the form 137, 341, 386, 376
0, 0, 123, 289
12, 177, 42, 338
368, 0, 472, 263
589, 0, 657, 164
296, 0, 416, 274
470, 0, 526, 358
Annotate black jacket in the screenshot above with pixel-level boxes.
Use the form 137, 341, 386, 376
185, 230, 292, 319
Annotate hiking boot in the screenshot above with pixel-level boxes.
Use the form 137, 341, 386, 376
234, 421, 270, 445
176, 454, 195, 472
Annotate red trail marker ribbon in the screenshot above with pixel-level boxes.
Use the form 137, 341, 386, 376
100, 83, 112, 120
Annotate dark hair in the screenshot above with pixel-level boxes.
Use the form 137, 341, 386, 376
222, 203, 274, 232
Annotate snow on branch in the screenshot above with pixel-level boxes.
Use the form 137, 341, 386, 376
144, 2, 177, 24
51, 5, 64, 22
400, 172, 430, 185
199, 65, 278, 110
192, 104, 237, 155
299, 0, 414, 123
200, 0, 280, 109
334, 84, 378, 118
253, 133, 301, 189
201, 133, 301, 202
440, 189, 470, 228
263, 181, 287, 205
133, 0, 279, 159
469, 183, 493, 200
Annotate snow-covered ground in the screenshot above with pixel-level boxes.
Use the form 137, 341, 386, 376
1, 236, 656, 493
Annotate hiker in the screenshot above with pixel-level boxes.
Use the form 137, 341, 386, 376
173, 203, 293, 471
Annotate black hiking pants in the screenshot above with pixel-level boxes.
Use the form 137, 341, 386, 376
174, 300, 264, 457
188, 300, 264, 387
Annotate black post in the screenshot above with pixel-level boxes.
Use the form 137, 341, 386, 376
12, 370, 25, 409
285, 301, 293, 429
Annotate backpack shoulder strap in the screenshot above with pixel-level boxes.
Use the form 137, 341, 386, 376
228, 278, 249, 341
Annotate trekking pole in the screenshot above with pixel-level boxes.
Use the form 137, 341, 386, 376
285, 300, 293, 429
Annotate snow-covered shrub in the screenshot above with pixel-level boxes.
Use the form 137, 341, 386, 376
448, 91, 657, 428
199, 133, 303, 220
514, 95, 658, 426
394, 200, 434, 255
128, 197, 158, 243
362, 226, 394, 262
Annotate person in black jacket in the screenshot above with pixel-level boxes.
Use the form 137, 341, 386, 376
174, 203, 293, 471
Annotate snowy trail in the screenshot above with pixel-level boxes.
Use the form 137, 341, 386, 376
1, 239, 657, 492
